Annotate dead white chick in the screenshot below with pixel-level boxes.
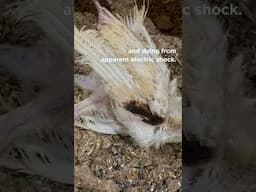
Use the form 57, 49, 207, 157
74, 0, 182, 148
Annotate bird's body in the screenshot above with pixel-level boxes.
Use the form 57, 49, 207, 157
74, 0, 182, 148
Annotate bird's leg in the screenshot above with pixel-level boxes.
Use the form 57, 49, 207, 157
92, 0, 102, 13
74, 94, 107, 119
75, 94, 123, 135
92, 0, 111, 28
74, 73, 101, 91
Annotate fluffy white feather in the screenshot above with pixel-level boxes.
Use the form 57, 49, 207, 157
74, 0, 181, 148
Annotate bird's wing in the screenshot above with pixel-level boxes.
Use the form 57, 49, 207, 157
119, 1, 157, 51
74, 27, 137, 102
75, 2, 169, 107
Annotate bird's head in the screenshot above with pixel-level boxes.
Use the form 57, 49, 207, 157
108, 74, 182, 147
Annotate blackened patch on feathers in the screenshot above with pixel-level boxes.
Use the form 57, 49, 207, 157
124, 101, 164, 125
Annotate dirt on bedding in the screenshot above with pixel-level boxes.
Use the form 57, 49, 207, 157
74, 0, 182, 192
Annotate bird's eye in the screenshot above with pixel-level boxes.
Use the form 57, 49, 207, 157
124, 101, 164, 125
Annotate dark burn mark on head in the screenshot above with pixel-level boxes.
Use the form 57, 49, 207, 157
124, 101, 164, 125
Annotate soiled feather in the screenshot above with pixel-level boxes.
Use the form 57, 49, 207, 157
74, 0, 181, 148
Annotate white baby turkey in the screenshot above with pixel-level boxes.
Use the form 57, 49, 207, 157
74, 0, 182, 148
